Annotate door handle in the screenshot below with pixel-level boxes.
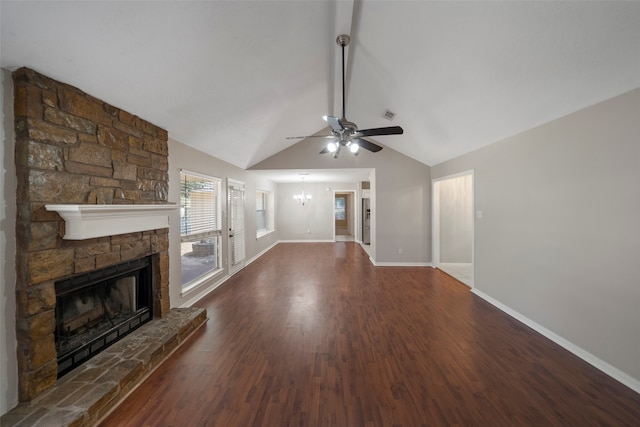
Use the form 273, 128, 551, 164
229, 234, 234, 238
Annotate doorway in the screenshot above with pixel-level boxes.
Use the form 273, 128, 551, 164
334, 191, 355, 242
432, 171, 474, 287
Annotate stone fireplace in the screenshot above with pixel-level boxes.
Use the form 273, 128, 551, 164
12, 67, 173, 402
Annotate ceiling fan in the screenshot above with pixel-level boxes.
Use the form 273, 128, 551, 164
287, 34, 403, 158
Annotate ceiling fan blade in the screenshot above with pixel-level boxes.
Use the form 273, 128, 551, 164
323, 115, 344, 133
286, 135, 337, 140
354, 138, 383, 153
357, 126, 404, 137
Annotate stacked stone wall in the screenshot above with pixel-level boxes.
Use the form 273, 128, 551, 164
13, 68, 171, 401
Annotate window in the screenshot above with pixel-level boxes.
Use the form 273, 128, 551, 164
256, 190, 267, 233
180, 170, 222, 288
335, 196, 346, 220
256, 189, 274, 237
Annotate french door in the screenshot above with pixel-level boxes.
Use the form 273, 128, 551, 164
227, 179, 245, 275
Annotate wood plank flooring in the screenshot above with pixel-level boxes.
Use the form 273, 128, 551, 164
101, 242, 640, 426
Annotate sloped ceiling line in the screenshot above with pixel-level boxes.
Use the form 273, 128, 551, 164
2, 1, 639, 171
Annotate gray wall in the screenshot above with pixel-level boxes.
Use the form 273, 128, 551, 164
252, 137, 432, 264
1, 69, 18, 415
277, 182, 356, 241
432, 88, 640, 384
168, 138, 278, 307
439, 174, 473, 263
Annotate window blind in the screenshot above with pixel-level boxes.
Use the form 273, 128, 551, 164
180, 171, 221, 239
229, 183, 245, 265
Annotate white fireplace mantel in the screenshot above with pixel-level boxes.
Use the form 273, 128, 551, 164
45, 204, 178, 240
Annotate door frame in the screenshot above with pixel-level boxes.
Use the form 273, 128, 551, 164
331, 190, 357, 242
334, 193, 349, 229
432, 170, 475, 287
227, 178, 245, 276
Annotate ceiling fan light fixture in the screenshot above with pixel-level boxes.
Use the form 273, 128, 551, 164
288, 34, 403, 157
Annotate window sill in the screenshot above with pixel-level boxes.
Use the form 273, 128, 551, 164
256, 229, 275, 239
181, 268, 224, 297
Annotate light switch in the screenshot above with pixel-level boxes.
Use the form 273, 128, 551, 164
476, 210, 483, 219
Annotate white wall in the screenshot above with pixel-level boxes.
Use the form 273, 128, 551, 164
1, 69, 18, 415
252, 139, 431, 264
439, 174, 473, 263
432, 88, 640, 388
168, 139, 278, 308
278, 182, 356, 241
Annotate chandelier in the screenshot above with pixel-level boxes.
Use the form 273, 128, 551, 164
293, 176, 312, 206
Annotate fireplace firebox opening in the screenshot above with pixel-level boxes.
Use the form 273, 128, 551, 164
55, 256, 153, 377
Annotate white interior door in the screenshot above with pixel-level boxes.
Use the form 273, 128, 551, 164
227, 179, 245, 275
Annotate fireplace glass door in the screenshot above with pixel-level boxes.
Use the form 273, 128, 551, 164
55, 256, 153, 377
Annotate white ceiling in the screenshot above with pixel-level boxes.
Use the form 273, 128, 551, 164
2, 1, 640, 176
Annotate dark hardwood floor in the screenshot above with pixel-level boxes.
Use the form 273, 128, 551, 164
101, 242, 640, 426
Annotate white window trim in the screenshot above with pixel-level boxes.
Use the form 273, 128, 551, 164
256, 189, 274, 238
257, 229, 275, 239
179, 169, 223, 289
180, 268, 225, 297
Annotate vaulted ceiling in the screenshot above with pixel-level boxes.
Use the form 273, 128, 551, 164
2, 1, 640, 172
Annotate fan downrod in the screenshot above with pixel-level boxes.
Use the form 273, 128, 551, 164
284, 32, 402, 157
336, 34, 350, 47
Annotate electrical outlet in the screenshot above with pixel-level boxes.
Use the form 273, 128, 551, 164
307, 229, 311, 234
398, 248, 403, 254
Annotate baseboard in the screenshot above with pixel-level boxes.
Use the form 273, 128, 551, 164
180, 274, 231, 308
278, 239, 335, 243
370, 260, 432, 267
471, 288, 640, 394
246, 241, 278, 266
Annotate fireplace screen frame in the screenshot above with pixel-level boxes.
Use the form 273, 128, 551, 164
54, 256, 153, 378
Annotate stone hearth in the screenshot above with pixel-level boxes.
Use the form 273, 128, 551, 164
1, 307, 207, 426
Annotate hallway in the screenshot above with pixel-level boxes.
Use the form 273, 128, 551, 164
334, 233, 354, 242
